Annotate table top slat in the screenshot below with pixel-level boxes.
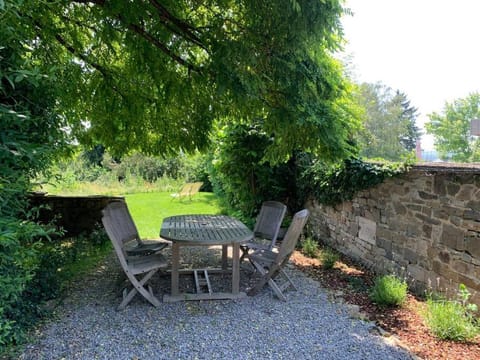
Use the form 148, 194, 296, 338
160, 215, 253, 245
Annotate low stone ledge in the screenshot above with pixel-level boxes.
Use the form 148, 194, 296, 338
28, 193, 125, 237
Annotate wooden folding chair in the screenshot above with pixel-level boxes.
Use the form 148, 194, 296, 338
102, 201, 168, 310
170, 183, 194, 201
188, 182, 203, 200
240, 201, 287, 262
247, 209, 309, 301
103, 200, 169, 256
170, 182, 203, 201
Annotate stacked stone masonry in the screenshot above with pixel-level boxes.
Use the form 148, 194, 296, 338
307, 164, 480, 305
29, 193, 125, 237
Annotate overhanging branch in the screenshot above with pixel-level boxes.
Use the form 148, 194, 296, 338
69, 0, 207, 72
148, 0, 206, 51
126, 22, 202, 74
53, 33, 109, 77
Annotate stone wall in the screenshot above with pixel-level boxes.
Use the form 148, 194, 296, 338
29, 193, 125, 237
307, 163, 480, 305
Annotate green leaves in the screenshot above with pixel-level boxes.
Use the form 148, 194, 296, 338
0, 7, 69, 347
5, 0, 357, 162
355, 83, 420, 161
426, 92, 480, 162
210, 122, 297, 217
424, 284, 480, 342
370, 274, 408, 307
300, 157, 410, 206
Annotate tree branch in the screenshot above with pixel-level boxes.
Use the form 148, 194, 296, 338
126, 22, 202, 74
53, 33, 109, 77
49, 30, 129, 101
69, 0, 206, 72
148, 0, 206, 50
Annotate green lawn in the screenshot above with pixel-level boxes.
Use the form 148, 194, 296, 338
124, 191, 222, 238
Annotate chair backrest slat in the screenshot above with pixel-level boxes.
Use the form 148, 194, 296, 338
102, 201, 135, 268
179, 183, 194, 196
102, 201, 141, 251
189, 182, 203, 195
253, 201, 287, 243
276, 209, 309, 262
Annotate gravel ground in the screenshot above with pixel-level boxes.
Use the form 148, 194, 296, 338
18, 246, 414, 360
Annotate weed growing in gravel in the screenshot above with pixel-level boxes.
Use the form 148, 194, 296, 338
369, 274, 407, 307
424, 284, 480, 342
301, 237, 319, 258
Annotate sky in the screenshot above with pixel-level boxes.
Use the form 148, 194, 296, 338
340, 0, 480, 150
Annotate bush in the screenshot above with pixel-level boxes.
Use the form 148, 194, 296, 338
424, 284, 479, 342
0, 224, 111, 352
320, 247, 339, 269
301, 237, 319, 258
369, 274, 407, 307
210, 123, 298, 218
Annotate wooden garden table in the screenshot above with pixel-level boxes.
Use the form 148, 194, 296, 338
160, 214, 253, 302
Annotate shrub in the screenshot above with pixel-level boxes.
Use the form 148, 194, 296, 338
320, 247, 339, 269
369, 274, 407, 307
424, 284, 479, 342
210, 123, 297, 218
301, 237, 319, 258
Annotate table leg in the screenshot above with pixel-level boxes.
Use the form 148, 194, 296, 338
221, 245, 228, 270
171, 243, 180, 296
232, 243, 240, 294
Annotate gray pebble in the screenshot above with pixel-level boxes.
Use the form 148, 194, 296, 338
18, 247, 414, 360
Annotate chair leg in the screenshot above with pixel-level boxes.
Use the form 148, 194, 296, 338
118, 269, 161, 310
247, 261, 282, 298
247, 261, 270, 296
248, 260, 294, 301
267, 278, 287, 301
239, 245, 249, 263
279, 268, 297, 291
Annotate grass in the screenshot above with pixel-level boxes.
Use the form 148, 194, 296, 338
37, 174, 183, 196
423, 285, 480, 342
39, 174, 224, 238
369, 274, 408, 307
53, 227, 113, 288
424, 298, 480, 341
125, 192, 222, 238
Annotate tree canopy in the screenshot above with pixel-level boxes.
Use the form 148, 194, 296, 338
4, 0, 358, 161
426, 92, 480, 162
355, 82, 420, 161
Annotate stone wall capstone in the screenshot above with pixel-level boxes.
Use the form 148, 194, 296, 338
307, 163, 480, 305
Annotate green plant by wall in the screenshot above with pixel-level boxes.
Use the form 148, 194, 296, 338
369, 274, 408, 307
301, 237, 319, 258
320, 247, 339, 270
424, 284, 479, 342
